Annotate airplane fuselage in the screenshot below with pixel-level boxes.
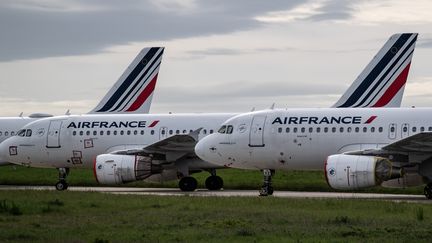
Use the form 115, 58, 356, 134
0, 113, 236, 169
195, 107, 432, 170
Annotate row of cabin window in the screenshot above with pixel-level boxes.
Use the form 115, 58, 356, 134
0, 131, 16, 137
72, 129, 214, 137
278, 126, 383, 134
278, 126, 432, 134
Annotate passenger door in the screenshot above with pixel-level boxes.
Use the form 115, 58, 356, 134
249, 116, 266, 147
46, 120, 63, 148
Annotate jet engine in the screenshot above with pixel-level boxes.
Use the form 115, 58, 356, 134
325, 154, 402, 190
94, 154, 163, 184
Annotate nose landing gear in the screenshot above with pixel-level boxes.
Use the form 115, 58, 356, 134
55, 168, 69, 191
259, 169, 274, 196
205, 169, 223, 190
424, 183, 432, 199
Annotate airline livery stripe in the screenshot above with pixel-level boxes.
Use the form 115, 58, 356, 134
148, 120, 159, 128
112, 50, 163, 112
364, 115, 377, 124
126, 74, 158, 112
364, 50, 414, 107
118, 61, 161, 112
372, 63, 411, 107
337, 34, 413, 107
96, 47, 160, 112
354, 36, 416, 107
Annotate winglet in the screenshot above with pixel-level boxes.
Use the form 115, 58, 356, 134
188, 128, 203, 141
333, 33, 418, 108
89, 47, 164, 114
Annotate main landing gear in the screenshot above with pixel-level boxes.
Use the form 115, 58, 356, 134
55, 168, 69, 191
259, 169, 274, 196
178, 169, 224, 192
424, 183, 432, 199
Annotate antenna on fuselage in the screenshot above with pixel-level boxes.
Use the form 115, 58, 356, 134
19, 112, 23, 117
270, 103, 275, 110
65, 109, 71, 115
251, 107, 255, 112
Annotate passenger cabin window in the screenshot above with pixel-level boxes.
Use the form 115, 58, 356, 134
412, 127, 417, 133
420, 127, 425, 132
278, 127, 282, 133
151, 130, 155, 135
210, 129, 214, 134
72, 131, 77, 136
11, 131, 15, 136
107, 131, 111, 136
120, 131, 124, 135
5, 132, 8, 136
286, 127, 290, 133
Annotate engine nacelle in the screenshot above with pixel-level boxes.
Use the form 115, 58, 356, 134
94, 154, 163, 185
325, 154, 402, 190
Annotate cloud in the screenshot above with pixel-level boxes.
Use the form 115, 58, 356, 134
0, 0, 304, 62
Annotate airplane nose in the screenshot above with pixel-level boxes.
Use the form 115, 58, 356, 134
0, 139, 11, 162
194, 138, 208, 161
195, 135, 218, 162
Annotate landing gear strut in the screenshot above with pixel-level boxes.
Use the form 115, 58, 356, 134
259, 169, 274, 196
424, 183, 432, 199
179, 176, 198, 191
205, 169, 223, 190
55, 168, 69, 191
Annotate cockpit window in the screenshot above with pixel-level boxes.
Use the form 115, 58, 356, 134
226, 125, 234, 134
17, 129, 26, 137
218, 125, 227, 134
25, 129, 32, 137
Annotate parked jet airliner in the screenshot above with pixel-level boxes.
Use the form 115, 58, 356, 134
0, 34, 417, 191
0, 47, 164, 166
195, 107, 432, 198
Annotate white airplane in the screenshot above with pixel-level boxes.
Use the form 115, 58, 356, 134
0, 47, 164, 165
194, 107, 432, 198
0, 33, 417, 191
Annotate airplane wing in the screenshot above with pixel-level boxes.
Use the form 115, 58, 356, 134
112, 128, 202, 162
382, 132, 432, 153
345, 132, 432, 157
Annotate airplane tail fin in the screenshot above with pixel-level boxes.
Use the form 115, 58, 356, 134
333, 33, 417, 108
89, 47, 164, 114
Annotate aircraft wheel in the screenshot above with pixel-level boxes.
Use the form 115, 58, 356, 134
424, 184, 432, 199
205, 175, 223, 190
179, 177, 198, 192
55, 180, 68, 191
259, 185, 273, 196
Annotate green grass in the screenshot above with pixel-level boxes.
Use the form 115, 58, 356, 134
0, 165, 424, 195
0, 190, 431, 242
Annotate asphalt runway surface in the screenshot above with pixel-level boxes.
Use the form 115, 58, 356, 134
0, 185, 429, 203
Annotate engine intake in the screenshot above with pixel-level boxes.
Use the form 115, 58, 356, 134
325, 154, 402, 190
94, 154, 163, 184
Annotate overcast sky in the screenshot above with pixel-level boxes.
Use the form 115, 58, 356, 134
1, 0, 432, 116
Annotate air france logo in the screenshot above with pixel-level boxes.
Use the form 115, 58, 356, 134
66, 120, 160, 129
328, 168, 336, 177
272, 115, 377, 125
